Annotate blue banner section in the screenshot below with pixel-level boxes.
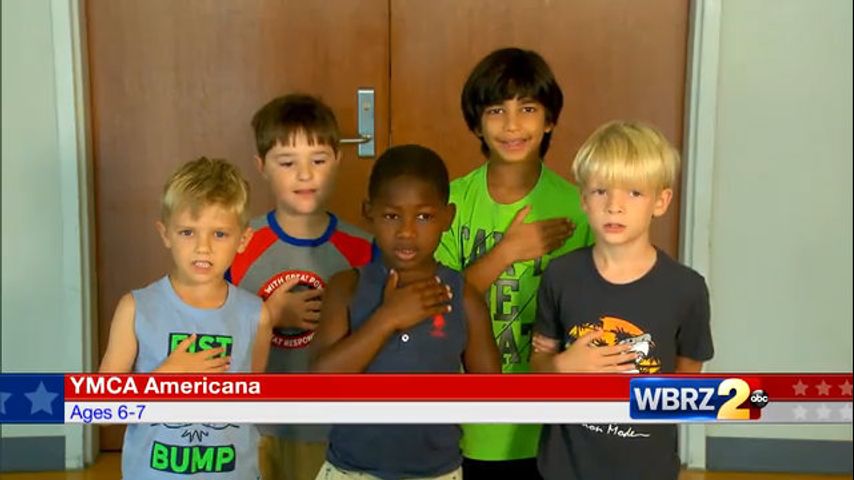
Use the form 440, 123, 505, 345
0, 374, 65, 424
629, 377, 755, 421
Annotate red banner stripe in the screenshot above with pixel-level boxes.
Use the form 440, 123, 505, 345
64, 374, 853, 402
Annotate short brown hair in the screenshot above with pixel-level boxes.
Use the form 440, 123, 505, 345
161, 157, 250, 226
251, 94, 340, 159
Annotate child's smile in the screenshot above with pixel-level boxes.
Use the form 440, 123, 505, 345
480, 97, 552, 163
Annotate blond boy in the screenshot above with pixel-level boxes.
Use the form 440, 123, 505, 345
531, 121, 714, 480
100, 157, 272, 478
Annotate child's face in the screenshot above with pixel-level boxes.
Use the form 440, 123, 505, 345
157, 204, 252, 287
479, 96, 552, 164
364, 176, 454, 272
581, 178, 672, 249
256, 131, 340, 216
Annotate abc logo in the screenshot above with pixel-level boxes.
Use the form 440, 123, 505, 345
750, 389, 769, 409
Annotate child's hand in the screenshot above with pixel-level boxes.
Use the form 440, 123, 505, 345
554, 330, 638, 373
376, 269, 452, 331
156, 334, 230, 373
500, 205, 575, 263
266, 276, 323, 331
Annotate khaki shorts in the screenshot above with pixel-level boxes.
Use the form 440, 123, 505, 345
259, 435, 327, 480
314, 460, 462, 480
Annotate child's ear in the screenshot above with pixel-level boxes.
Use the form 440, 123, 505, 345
254, 155, 266, 177
544, 122, 554, 134
580, 190, 591, 215
652, 188, 674, 218
361, 199, 372, 222
442, 203, 457, 232
155, 220, 171, 248
237, 227, 254, 254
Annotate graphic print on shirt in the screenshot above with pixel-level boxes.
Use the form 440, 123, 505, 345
257, 270, 326, 350
567, 316, 662, 373
148, 423, 243, 474
461, 226, 545, 368
167, 332, 234, 358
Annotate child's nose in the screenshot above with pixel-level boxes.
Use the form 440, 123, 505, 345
606, 195, 624, 213
396, 219, 416, 238
301, 163, 316, 180
504, 111, 519, 131
195, 235, 212, 252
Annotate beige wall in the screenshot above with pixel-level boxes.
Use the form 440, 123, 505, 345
705, 0, 852, 441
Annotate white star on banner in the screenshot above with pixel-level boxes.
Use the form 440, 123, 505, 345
792, 380, 808, 396
793, 405, 808, 420
24, 382, 58, 415
840, 404, 853, 421
839, 380, 852, 396
816, 381, 831, 396
816, 404, 831, 420
0, 391, 11, 415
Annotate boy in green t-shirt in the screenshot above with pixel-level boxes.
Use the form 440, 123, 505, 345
435, 47, 593, 479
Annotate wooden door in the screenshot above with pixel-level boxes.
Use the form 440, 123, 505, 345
86, 0, 389, 450
87, 0, 688, 451
390, 0, 689, 254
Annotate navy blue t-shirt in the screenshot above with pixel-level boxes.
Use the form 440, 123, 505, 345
327, 259, 467, 479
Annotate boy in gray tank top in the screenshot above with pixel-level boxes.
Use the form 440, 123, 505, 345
99, 157, 273, 479
310, 145, 501, 480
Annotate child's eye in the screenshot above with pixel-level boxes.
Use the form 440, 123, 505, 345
278, 161, 294, 168
214, 231, 228, 239
382, 213, 399, 221
629, 190, 644, 198
311, 157, 328, 165
484, 107, 503, 115
592, 188, 606, 196
416, 213, 434, 222
521, 105, 538, 113
178, 229, 193, 237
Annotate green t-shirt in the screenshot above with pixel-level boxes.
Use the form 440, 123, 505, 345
435, 163, 593, 461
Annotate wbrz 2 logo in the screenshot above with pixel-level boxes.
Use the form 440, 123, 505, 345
629, 378, 765, 421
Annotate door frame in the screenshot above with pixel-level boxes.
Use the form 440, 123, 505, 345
679, 0, 723, 469
48, 0, 98, 468
62, 0, 723, 468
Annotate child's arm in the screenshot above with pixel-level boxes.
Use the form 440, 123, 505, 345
461, 281, 500, 373
311, 269, 452, 373
99, 293, 138, 373
675, 276, 713, 374
264, 276, 324, 330
675, 357, 704, 373
464, 205, 573, 293
529, 261, 636, 373
251, 303, 273, 373
531, 331, 637, 373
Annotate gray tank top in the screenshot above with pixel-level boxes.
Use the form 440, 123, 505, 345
122, 276, 262, 479
327, 260, 466, 479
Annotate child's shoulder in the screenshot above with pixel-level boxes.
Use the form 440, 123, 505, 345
449, 164, 488, 196
546, 246, 593, 274
248, 211, 272, 231
654, 249, 708, 293
538, 165, 582, 196
332, 215, 372, 243
227, 281, 264, 307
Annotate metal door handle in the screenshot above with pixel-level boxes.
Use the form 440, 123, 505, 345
340, 88, 374, 157
340, 134, 373, 145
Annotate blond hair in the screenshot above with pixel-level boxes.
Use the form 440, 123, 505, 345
161, 157, 250, 226
572, 121, 679, 191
